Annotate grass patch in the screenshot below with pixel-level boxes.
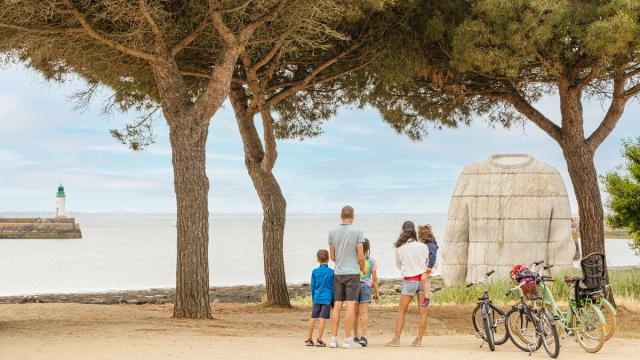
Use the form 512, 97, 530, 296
432, 268, 640, 306
289, 269, 640, 307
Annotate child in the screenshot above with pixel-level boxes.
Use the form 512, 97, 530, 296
418, 225, 438, 307
354, 238, 380, 346
305, 249, 334, 347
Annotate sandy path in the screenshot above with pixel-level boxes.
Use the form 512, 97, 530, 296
1, 303, 638, 360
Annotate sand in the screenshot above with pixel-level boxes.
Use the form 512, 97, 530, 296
1, 303, 638, 360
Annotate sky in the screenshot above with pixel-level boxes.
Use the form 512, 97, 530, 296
0, 63, 638, 215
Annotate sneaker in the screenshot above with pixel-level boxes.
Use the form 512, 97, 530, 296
421, 298, 431, 307
305, 338, 314, 346
341, 339, 362, 349
316, 339, 326, 347
385, 338, 400, 347
358, 336, 368, 346
329, 337, 339, 348
411, 338, 422, 347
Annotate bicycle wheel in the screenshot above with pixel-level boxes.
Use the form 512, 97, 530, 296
506, 307, 541, 352
598, 299, 617, 341
543, 303, 566, 339
473, 303, 508, 345
483, 311, 496, 351
573, 303, 605, 353
539, 309, 560, 358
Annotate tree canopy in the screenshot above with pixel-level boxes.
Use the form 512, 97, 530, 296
0, 0, 354, 147
603, 137, 640, 256
356, 0, 640, 271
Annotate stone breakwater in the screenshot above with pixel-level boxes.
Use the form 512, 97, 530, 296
0, 218, 82, 239
0, 278, 445, 305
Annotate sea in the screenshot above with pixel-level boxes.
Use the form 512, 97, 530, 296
1, 213, 639, 296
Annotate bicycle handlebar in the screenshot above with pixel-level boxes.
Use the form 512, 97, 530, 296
466, 269, 496, 288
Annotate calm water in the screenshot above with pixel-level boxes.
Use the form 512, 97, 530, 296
0, 213, 638, 296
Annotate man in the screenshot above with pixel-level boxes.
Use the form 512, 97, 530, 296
328, 205, 366, 349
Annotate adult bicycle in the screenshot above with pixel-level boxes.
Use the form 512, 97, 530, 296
505, 275, 560, 358
467, 270, 508, 351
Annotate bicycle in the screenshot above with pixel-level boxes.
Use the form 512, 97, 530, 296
534, 261, 606, 353
467, 270, 508, 351
590, 284, 617, 341
505, 269, 560, 358
579, 253, 617, 341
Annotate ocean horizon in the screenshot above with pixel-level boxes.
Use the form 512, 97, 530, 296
1, 213, 638, 297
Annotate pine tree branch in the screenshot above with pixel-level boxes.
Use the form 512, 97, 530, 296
221, 0, 253, 14
208, 0, 239, 48
265, 38, 369, 107
505, 90, 562, 142
240, 0, 291, 40
588, 68, 628, 150
138, 0, 165, 50
171, 19, 209, 56
62, 0, 156, 61
259, 107, 277, 172
0, 22, 82, 34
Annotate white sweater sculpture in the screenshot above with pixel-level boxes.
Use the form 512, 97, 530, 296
441, 154, 575, 285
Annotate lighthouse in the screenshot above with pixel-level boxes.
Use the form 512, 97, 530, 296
56, 184, 66, 218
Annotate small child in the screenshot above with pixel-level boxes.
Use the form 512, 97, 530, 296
418, 225, 439, 307
354, 238, 380, 346
305, 249, 334, 347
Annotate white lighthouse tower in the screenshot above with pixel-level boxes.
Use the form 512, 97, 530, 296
56, 184, 66, 218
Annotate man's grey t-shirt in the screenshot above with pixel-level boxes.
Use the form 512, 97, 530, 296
328, 224, 365, 275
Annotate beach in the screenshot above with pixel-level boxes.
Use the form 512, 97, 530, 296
1, 302, 639, 360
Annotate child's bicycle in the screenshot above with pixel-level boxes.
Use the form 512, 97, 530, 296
466, 270, 508, 351
505, 272, 560, 358
533, 261, 606, 353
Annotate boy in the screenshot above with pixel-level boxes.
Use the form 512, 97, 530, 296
306, 249, 334, 347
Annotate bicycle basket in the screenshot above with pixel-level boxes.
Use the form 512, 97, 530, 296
511, 265, 538, 299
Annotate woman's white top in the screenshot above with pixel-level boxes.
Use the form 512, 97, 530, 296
395, 239, 430, 278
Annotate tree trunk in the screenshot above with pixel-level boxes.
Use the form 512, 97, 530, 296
561, 140, 605, 256
169, 120, 212, 319
230, 89, 291, 306
247, 162, 291, 307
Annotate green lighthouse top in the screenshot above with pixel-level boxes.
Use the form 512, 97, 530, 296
57, 184, 65, 196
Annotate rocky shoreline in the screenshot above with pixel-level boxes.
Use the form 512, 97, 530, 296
0, 278, 445, 305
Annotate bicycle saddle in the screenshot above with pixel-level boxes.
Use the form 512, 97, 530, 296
564, 275, 582, 283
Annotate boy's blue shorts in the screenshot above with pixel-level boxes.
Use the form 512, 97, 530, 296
311, 303, 331, 319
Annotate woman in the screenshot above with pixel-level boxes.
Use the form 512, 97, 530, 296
385, 221, 430, 347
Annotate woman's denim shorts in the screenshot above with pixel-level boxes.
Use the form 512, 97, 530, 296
357, 283, 372, 303
400, 280, 424, 296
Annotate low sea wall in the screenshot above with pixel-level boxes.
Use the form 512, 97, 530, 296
0, 218, 82, 239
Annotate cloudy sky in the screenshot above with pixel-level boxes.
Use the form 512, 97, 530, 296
0, 64, 638, 215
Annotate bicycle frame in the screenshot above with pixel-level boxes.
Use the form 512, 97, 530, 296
535, 265, 606, 335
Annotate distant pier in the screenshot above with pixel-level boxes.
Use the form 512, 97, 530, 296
0, 217, 82, 239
